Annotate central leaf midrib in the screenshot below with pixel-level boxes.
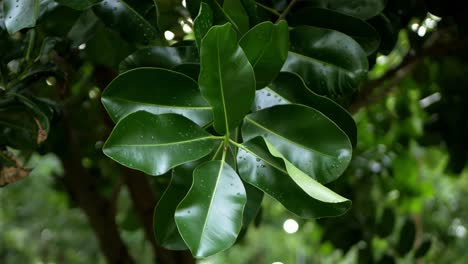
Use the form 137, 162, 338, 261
110, 136, 214, 148
108, 97, 211, 110
244, 117, 338, 159
216, 32, 230, 133
197, 158, 226, 253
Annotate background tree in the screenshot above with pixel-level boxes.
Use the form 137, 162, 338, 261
1, 0, 468, 263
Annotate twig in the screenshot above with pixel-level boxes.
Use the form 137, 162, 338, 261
276, 0, 298, 22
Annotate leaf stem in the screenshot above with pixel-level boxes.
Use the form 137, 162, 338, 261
211, 141, 224, 160
276, 0, 298, 22
25, 29, 36, 63
256, 2, 281, 17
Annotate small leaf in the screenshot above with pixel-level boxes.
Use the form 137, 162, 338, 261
3, 0, 39, 34
243, 104, 352, 183
103, 111, 217, 176
101, 68, 212, 126
256, 72, 357, 146
289, 7, 380, 55
119, 46, 199, 73
154, 164, 193, 250
397, 218, 416, 256
237, 137, 350, 218
199, 23, 255, 134
376, 207, 395, 238
414, 238, 432, 258
194, 3, 213, 49
239, 21, 289, 88
223, 0, 250, 35
282, 26, 368, 97
93, 0, 159, 45
175, 160, 247, 258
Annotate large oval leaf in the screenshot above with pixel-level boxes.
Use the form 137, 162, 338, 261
239, 21, 289, 88
119, 46, 199, 73
154, 164, 194, 250
93, 0, 159, 45
55, 0, 100, 10
199, 23, 255, 134
237, 137, 350, 218
256, 72, 357, 147
289, 7, 380, 55
4, 0, 38, 34
175, 160, 247, 258
101, 68, 212, 126
298, 0, 385, 20
194, 3, 214, 49
242, 104, 352, 183
103, 111, 217, 176
223, 0, 249, 35
282, 26, 368, 97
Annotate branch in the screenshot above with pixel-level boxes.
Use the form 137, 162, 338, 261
276, 0, 298, 22
350, 35, 468, 113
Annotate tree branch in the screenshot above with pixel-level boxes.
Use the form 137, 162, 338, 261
350, 35, 468, 113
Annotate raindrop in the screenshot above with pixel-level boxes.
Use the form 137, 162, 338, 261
236, 192, 241, 195
256, 158, 260, 162
187, 210, 191, 214
266, 93, 271, 96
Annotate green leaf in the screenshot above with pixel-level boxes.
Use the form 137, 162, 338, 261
368, 13, 398, 55
67, 10, 100, 48
240, 0, 258, 26
397, 218, 416, 256
289, 7, 380, 55
119, 46, 199, 73
193, 3, 214, 49
243, 104, 352, 183
414, 238, 432, 258
376, 207, 395, 238
237, 137, 351, 218
175, 160, 247, 258
305, 0, 385, 20
93, 0, 159, 45
259, 72, 357, 147
154, 164, 193, 250
103, 111, 217, 176
223, 0, 249, 35
3, 0, 39, 34
199, 23, 255, 134
101, 68, 212, 126
55, 0, 100, 10
242, 182, 263, 228
282, 26, 368, 97
239, 21, 289, 88
0, 105, 38, 149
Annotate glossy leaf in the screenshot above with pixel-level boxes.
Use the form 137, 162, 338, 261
194, 3, 213, 49
240, 0, 258, 26
154, 164, 193, 250
304, 0, 386, 20
242, 182, 264, 228
258, 72, 357, 147
93, 0, 159, 45
0, 105, 38, 149
223, 0, 249, 35
3, 0, 39, 34
198, 23, 255, 134
175, 160, 247, 258
239, 21, 289, 88
101, 68, 212, 126
242, 104, 352, 183
282, 26, 368, 97
289, 7, 380, 55
368, 13, 398, 55
237, 137, 351, 218
119, 46, 199, 73
103, 111, 217, 176
55, 0, 100, 10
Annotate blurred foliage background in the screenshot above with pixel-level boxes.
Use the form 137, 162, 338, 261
1, 0, 468, 263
